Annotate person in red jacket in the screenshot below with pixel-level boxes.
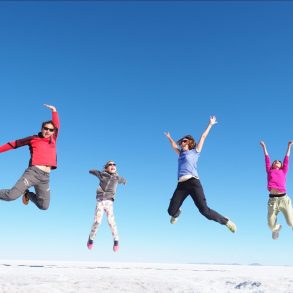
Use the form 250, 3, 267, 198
0, 104, 60, 210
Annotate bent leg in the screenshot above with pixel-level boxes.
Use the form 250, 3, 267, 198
32, 179, 50, 210
104, 200, 119, 241
0, 168, 34, 201
189, 179, 228, 225
168, 182, 189, 217
280, 195, 293, 228
267, 197, 279, 231
22, 167, 51, 210
89, 201, 104, 240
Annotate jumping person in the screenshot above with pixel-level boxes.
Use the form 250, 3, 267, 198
87, 160, 126, 252
0, 104, 59, 210
164, 116, 236, 233
260, 141, 293, 239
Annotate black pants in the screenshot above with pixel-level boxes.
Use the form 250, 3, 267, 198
168, 177, 228, 225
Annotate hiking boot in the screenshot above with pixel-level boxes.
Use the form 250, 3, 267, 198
226, 219, 237, 233
170, 209, 181, 224
113, 240, 119, 252
22, 190, 30, 205
87, 237, 94, 250
272, 224, 282, 240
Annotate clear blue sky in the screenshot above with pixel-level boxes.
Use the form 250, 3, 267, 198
0, 1, 293, 266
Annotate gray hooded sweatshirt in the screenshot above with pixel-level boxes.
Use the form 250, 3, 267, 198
89, 169, 126, 201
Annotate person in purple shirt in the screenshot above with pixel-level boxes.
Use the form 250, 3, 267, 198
164, 116, 236, 233
260, 141, 293, 240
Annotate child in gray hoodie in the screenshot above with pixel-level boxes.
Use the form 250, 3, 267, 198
87, 160, 126, 252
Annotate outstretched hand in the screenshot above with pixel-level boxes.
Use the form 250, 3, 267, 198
164, 131, 172, 139
44, 104, 57, 112
209, 116, 217, 126
260, 141, 266, 148
288, 141, 293, 147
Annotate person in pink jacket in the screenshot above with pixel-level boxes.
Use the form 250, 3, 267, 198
260, 141, 293, 240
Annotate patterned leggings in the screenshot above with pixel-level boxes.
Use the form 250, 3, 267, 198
89, 200, 119, 241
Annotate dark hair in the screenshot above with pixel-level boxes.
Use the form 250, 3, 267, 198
271, 160, 282, 169
41, 120, 56, 130
177, 135, 196, 150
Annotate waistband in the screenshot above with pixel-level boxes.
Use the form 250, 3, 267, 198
269, 193, 286, 198
178, 177, 200, 185
97, 198, 114, 202
28, 166, 50, 176
178, 175, 199, 183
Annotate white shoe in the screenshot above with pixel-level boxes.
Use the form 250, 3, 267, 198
226, 219, 237, 233
272, 224, 282, 240
170, 209, 181, 224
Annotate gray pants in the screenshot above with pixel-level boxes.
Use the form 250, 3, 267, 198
0, 166, 51, 210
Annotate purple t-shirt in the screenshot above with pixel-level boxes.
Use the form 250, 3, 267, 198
178, 149, 200, 179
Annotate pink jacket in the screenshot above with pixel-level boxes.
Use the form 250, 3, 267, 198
265, 155, 289, 193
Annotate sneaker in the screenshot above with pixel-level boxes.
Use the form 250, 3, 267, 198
87, 238, 94, 250
170, 216, 178, 224
22, 190, 30, 205
170, 209, 181, 224
113, 240, 119, 252
226, 219, 237, 233
272, 224, 282, 240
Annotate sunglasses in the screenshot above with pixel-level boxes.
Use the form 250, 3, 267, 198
43, 127, 55, 132
181, 139, 189, 144
107, 163, 116, 167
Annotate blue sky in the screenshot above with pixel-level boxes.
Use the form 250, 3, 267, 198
0, 1, 293, 265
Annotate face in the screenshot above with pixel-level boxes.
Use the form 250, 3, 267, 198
272, 160, 282, 169
41, 123, 55, 138
180, 139, 189, 150
105, 162, 117, 173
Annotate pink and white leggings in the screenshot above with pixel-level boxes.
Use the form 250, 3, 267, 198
89, 199, 119, 241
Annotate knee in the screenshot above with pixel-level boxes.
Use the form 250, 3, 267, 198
198, 206, 210, 217
168, 206, 181, 218
3, 188, 22, 201
267, 221, 275, 231
38, 203, 50, 210
4, 196, 18, 202
168, 206, 177, 217
286, 220, 293, 228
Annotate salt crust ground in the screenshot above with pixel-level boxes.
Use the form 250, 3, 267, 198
0, 260, 292, 293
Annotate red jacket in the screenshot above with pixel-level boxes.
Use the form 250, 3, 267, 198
0, 112, 60, 169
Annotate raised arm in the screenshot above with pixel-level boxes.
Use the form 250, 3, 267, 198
44, 104, 60, 134
282, 141, 293, 173
164, 132, 180, 155
260, 141, 268, 156
286, 141, 293, 157
196, 116, 217, 153
260, 141, 271, 172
